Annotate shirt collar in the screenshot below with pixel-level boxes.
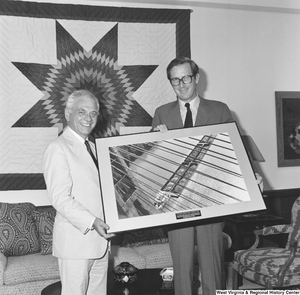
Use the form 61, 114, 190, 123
67, 126, 86, 145
179, 94, 200, 110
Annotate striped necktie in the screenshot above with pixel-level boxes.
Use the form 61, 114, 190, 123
84, 140, 98, 169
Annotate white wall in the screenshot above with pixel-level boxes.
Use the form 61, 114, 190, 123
2, 0, 300, 205
189, 6, 300, 190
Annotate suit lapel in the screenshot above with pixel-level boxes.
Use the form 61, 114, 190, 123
63, 127, 79, 149
195, 97, 211, 126
170, 101, 184, 128
62, 128, 97, 171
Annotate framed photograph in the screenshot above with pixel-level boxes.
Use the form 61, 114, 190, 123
96, 122, 265, 233
275, 91, 300, 167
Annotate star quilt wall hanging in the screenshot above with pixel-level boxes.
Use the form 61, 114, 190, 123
0, 0, 191, 191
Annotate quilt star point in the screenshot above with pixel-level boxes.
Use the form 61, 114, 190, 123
12, 21, 157, 137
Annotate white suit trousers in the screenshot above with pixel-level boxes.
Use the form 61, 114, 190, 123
58, 252, 108, 295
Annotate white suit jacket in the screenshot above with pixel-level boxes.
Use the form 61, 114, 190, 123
43, 127, 108, 259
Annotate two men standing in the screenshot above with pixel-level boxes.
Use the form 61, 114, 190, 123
43, 57, 234, 295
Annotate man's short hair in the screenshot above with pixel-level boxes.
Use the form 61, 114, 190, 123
66, 89, 99, 111
166, 57, 199, 80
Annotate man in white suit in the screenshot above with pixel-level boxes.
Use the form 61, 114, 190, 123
43, 89, 114, 295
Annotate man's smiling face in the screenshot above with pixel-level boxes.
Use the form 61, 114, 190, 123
65, 95, 99, 139
169, 62, 200, 103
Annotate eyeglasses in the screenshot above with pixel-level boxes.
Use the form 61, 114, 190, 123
77, 110, 99, 119
169, 75, 194, 86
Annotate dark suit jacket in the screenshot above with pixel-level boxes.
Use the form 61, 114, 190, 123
152, 96, 233, 129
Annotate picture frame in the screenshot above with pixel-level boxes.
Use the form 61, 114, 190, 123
96, 122, 265, 233
275, 91, 300, 167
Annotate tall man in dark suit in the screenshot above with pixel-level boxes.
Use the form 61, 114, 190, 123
152, 57, 233, 295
